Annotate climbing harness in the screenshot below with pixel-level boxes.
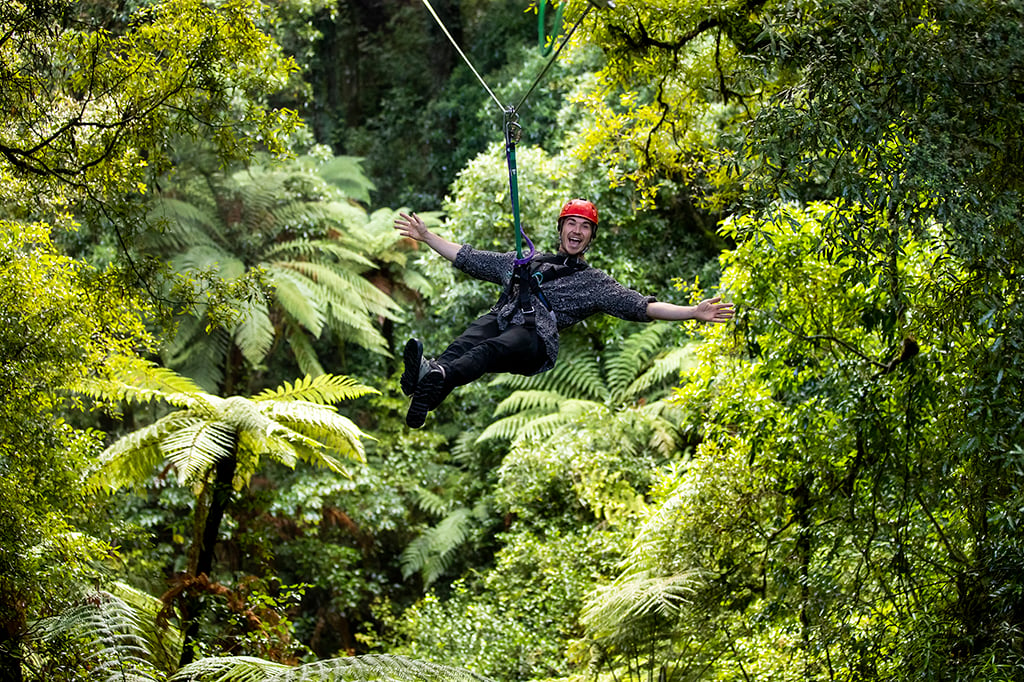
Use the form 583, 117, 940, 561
418, 0, 612, 265
493, 253, 588, 329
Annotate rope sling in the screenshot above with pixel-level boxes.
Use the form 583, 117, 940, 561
418, 0, 612, 264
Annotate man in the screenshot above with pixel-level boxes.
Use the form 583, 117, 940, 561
393, 199, 734, 428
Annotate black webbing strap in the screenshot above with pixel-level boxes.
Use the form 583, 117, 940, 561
517, 264, 536, 328
495, 255, 588, 328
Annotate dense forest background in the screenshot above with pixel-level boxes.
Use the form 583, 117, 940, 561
2, 0, 1023, 681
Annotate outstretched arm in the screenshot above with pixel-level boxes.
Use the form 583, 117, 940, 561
393, 212, 462, 263
647, 297, 735, 323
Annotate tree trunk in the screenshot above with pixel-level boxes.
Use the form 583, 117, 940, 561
179, 450, 237, 667
0, 627, 24, 682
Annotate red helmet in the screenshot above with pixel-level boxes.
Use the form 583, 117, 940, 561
558, 199, 599, 227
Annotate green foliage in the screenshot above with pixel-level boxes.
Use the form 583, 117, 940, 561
0, 218, 155, 676
0, 0, 301, 202
387, 529, 625, 682
399, 499, 493, 587
583, 203, 1024, 679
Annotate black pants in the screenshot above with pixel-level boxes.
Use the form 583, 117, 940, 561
435, 312, 547, 404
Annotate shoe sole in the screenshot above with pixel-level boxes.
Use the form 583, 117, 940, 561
406, 371, 444, 429
400, 339, 423, 396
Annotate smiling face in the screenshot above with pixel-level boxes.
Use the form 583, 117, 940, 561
558, 215, 595, 256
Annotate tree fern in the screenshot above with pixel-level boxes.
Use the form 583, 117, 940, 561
583, 569, 701, 633
146, 154, 419, 393
84, 364, 374, 495
160, 418, 236, 485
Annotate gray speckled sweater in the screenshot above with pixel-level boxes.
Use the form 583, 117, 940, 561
453, 244, 656, 374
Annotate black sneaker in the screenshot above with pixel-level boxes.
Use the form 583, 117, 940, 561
406, 362, 445, 429
400, 338, 424, 396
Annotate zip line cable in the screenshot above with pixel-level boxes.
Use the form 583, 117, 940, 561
514, 4, 592, 113
419, 0, 505, 112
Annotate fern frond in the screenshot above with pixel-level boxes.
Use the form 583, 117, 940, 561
221, 395, 280, 436
266, 265, 325, 336
163, 318, 230, 393
412, 487, 452, 517
646, 419, 681, 459
79, 359, 204, 405
517, 411, 581, 443
401, 507, 473, 585
234, 297, 275, 366
238, 426, 296, 468
271, 200, 339, 233
362, 208, 404, 246
582, 569, 701, 632
161, 420, 236, 485
476, 411, 547, 444
175, 244, 246, 280
450, 430, 483, 465
285, 259, 401, 318
36, 589, 163, 682
170, 655, 288, 682
400, 269, 434, 298
254, 374, 378, 405
493, 350, 607, 402
314, 155, 376, 202
622, 344, 698, 402
269, 405, 369, 464
265, 239, 375, 270
606, 325, 666, 398
320, 299, 391, 354
491, 390, 564, 418
399, 532, 433, 581
89, 413, 198, 492
147, 197, 222, 250
284, 323, 326, 378
107, 581, 183, 673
